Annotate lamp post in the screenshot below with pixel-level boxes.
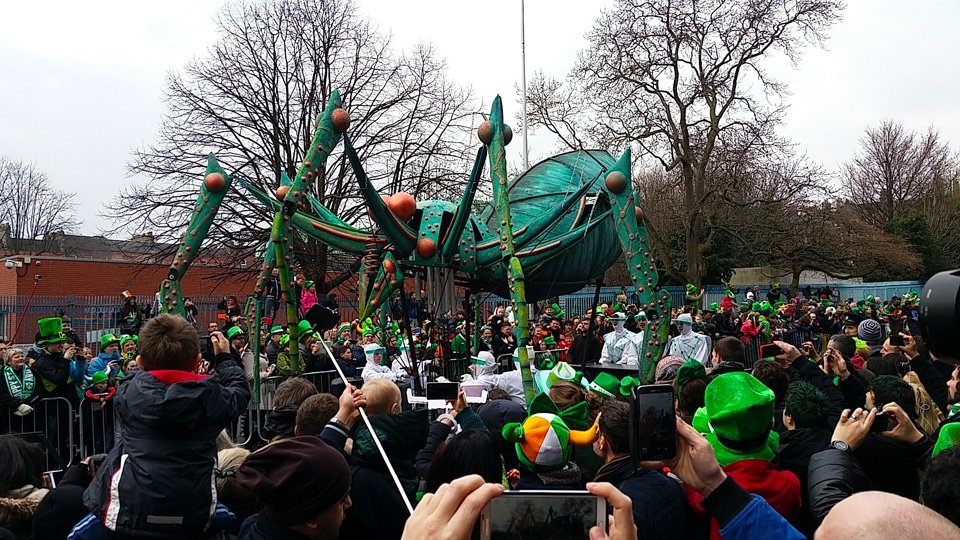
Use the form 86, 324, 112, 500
521, 0, 529, 171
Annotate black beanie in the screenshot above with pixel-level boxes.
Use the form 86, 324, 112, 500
236, 436, 350, 526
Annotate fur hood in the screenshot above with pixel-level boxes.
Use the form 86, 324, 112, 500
0, 485, 48, 530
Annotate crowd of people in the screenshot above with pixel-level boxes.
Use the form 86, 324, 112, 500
1, 282, 958, 539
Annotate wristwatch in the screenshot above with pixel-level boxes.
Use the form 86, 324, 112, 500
829, 440, 851, 453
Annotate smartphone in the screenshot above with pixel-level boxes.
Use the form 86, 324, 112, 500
759, 343, 785, 358
630, 384, 678, 462
478, 490, 607, 540
870, 411, 897, 433
90, 453, 108, 475
889, 319, 904, 346
426, 382, 459, 401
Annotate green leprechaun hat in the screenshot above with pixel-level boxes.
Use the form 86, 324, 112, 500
37, 317, 70, 346
99, 333, 120, 350
698, 372, 779, 466
619, 375, 642, 397
534, 361, 579, 395
588, 371, 620, 398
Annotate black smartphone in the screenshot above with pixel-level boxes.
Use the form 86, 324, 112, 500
478, 490, 607, 540
870, 411, 897, 433
426, 382, 459, 401
759, 343, 785, 358
889, 319, 904, 346
630, 384, 677, 462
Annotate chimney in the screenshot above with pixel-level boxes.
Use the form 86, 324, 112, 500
130, 232, 155, 244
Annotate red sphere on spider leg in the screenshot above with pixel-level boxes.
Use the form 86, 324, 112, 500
477, 121, 493, 145
275, 185, 290, 200
203, 172, 226, 193
416, 238, 437, 258
604, 171, 627, 194
387, 192, 417, 220
634, 206, 644, 223
332, 108, 351, 133
383, 259, 396, 274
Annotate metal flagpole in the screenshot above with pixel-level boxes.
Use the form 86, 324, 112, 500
521, 0, 529, 171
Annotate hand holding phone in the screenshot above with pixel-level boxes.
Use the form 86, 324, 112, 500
426, 382, 459, 401
479, 490, 607, 540
630, 384, 677, 463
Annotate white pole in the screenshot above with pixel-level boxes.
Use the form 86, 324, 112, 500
521, 0, 529, 171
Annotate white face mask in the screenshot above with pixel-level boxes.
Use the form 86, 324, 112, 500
678, 323, 692, 336
614, 320, 626, 332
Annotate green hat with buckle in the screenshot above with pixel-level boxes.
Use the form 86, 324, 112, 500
37, 317, 70, 346
588, 371, 620, 398
699, 372, 779, 466
99, 333, 120, 350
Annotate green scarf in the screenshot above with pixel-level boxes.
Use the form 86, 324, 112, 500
4, 365, 35, 399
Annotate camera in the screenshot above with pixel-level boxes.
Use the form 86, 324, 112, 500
919, 269, 960, 363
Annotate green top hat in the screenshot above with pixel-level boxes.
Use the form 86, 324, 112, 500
707, 302, 719, 312
534, 361, 579, 395
295, 320, 315, 342
99, 333, 120, 350
304, 280, 315, 289
619, 375, 641, 397
588, 372, 620, 398
700, 372, 778, 466
542, 335, 556, 347
226, 326, 246, 340
37, 317, 70, 346
550, 303, 565, 319
269, 325, 284, 336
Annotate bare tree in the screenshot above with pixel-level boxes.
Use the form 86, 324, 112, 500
0, 157, 78, 254
527, 0, 843, 285
109, 0, 476, 289
843, 120, 957, 228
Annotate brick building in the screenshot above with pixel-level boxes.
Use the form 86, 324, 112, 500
0, 229, 260, 298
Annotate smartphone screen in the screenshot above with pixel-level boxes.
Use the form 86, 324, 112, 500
479, 491, 606, 540
759, 343, 784, 358
631, 384, 677, 462
426, 382, 459, 401
889, 319, 904, 346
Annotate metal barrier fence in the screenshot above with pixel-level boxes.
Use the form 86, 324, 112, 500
2, 397, 76, 469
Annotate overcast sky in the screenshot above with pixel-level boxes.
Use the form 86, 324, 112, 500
2, 0, 959, 236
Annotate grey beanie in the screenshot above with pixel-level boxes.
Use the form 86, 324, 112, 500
857, 319, 883, 345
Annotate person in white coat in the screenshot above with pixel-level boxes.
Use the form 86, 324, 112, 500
665, 313, 710, 365
600, 312, 639, 366
469, 351, 525, 405
361, 343, 401, 384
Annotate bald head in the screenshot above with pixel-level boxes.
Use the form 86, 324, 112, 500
816, 491, 960, 540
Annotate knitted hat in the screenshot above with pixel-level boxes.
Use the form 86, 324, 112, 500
535, 361, 580, 395
236, 436, 350, 526
588, 372, 620, 398
502, 393, 599, 471
337, 323, 352, 336
119, 334, 138, 348
91, 371, 108, 385
700, 372, 778, 466
857, 319, 882, 345
932, 423, 960, 458
99, 333, 120, 350
37, 317, 69, 346
226, 326, 246, 340
269, 325, 284, 336
655, 355, 685, 383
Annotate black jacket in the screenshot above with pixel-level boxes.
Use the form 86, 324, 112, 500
35, 349, 79, 405
593, 455, 690, 540
853, 431, 933, 501
82, 354, 250, 538
807, 448, 872, 525
776, 427, 832, 535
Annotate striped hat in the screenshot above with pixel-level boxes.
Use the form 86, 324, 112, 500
502, 393, 599, 471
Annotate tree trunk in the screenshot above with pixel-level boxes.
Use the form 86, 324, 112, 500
789, 267, 801, 297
